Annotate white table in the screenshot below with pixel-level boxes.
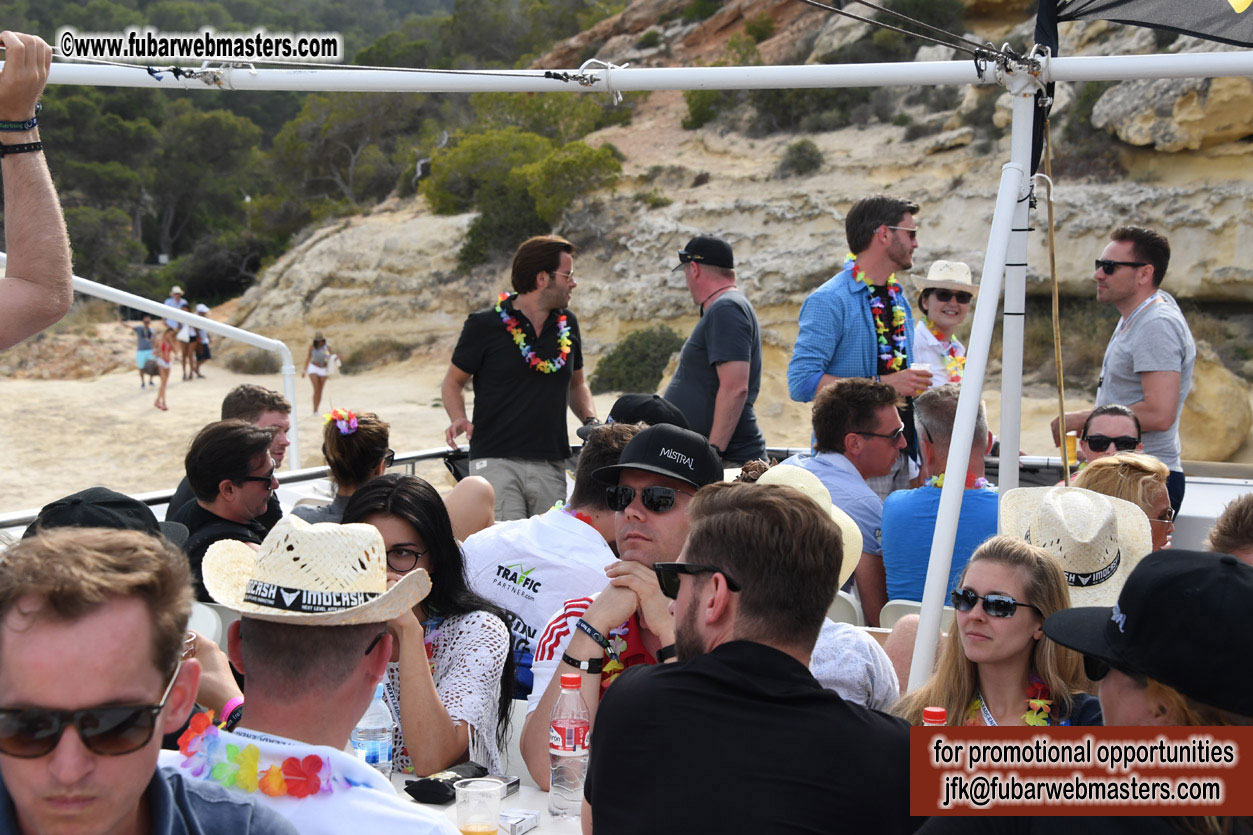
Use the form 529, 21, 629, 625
390, 773, 581, 833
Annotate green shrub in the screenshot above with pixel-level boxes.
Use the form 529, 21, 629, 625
342, 338, 417, 373
225, 349, 281, 375
927, 86, 962, 113
777, 139, 823, 177
1052, 81, 1126, 182
682, 88, 734, 129
870, 88, 896, 123
635, 30, 662, 49
744, 12, 775, 43
423, 129, 553, 215
458, 180, 549, 269
903, 120, 943, 141
893, 113, 913, 126
634, 189, 672, 208
682, 0, 723, 22
589, 324, 686, 394
517, 141, 622, 226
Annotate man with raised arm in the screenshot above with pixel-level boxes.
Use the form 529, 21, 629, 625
441, 235, 597, 521
787, 194, 930, 495
1053, 226, 1195, 513
0, 31, 72, 351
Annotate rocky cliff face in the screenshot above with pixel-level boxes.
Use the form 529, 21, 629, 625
231, 0, 1253, 457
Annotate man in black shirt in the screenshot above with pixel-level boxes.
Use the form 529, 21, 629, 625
441, 235, 597, 521
172, 420, 277, 600
585, 481, 918, 835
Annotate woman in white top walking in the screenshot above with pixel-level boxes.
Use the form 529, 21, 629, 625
911, 260, 978, 388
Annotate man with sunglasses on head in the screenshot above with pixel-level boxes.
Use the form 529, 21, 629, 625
0, 527, 297, 835
1052, 226, 1195, 514
441, 235, 597, 522
788, 194, 930, 497
584, 482, 916, 835
780, 377, 905, 626
178, 420, 280, 601
518, 423, 723, 788
662, 235, 766, 467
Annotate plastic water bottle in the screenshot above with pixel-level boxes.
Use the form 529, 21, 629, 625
548, 673, 590, 819
351, 684, 394, 777
923, 706, 947, 726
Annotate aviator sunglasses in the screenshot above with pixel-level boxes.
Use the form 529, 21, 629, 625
1082, 434, 1140, 452
950, 588, 1041, 619
606, 485, 693, 514
1095, 259, 1147, 276
0, 661, 182, 758
653, 562, 742, 600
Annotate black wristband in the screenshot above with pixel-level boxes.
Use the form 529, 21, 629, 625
0, 141, 42, 157
655, 644, 677, 662
562, 651, 604, 675
575, 618, 617, 659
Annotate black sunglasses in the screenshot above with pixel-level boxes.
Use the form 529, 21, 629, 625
950, 588, 1042, 619
236, 462, 277, 486
653, 562, 742, 600
1095, 259, 1148, 276
363, 630, 387, 657
932, 289, 973, 304
606, 485, 693, 514
386, 546, 428, 574
857, 425, 905, 444
382, 448, 396, 468
1082, 434, 1139, 452
0, 661, 181, 758
1083, 656, 1147, 686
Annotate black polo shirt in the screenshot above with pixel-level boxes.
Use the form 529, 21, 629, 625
450, 296, 582, 461
586, 640, 920, 835
173, 502, 267, 602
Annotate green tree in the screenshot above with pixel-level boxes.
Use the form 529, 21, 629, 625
423, 128, 553, 214
517, 140, 621, 225
64, 206, 147, 287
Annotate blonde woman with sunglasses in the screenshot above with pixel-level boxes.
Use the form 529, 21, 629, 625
1072, 451, 1173, 551
894, 536, 1100, 727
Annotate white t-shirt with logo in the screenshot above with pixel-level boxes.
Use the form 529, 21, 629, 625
463, 507, 616, 694
158, 725, 455, 835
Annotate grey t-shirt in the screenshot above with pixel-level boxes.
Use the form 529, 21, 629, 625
663, 290, 765, 462
1095, 291, 1196, 471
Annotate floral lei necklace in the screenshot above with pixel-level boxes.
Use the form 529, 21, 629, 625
926, 473, 992, 490
848, 255, 907, 374
175, 712, 375, 799
924, 316, 966, 382
964, 674, 1062, 727
496, 292, 571, 374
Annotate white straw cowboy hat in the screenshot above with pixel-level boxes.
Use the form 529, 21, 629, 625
757, 464, 863, 588
203, 516, 430, 625
1000, 486, 1152, 608
912, 260, 979, 296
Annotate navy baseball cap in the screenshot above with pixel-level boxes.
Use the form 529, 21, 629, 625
593, 424, 722, 489
24, 486, 189, 549
673, 235, 734, 271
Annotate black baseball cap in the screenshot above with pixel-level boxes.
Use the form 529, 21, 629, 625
593, 423, 722, 489
575, 393, 691, 440
673, 235, 734, 271
24, 486, 189, 549
1043, 550, 1253, 717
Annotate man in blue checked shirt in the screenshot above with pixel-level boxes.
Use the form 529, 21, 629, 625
787, 194, 932, 497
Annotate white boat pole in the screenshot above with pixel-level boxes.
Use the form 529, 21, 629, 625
0, 253, 301, 469
907, 73, 1039, 690
998, 174, 1031, 498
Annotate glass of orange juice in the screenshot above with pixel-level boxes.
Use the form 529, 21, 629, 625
454, 777, 503, 834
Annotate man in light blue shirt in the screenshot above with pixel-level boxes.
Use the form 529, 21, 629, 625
881, 383, 997, 603
780, 378, 905, 626
787, 194, 932, 497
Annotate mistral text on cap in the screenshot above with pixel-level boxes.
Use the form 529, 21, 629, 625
659, 447, 695, 470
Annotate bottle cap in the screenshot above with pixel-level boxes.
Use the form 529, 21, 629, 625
559, 673, 582, 689
922, 706, 947, 725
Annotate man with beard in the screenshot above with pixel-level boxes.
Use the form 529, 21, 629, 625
787, 194, 931, 496
442, 235, 597, 520
583, 482, 915, 835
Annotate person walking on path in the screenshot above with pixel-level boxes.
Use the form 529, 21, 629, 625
153, 326, 176, 411
302, 331, 332, 413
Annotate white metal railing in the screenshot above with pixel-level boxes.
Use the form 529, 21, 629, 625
0, 252, 301, 469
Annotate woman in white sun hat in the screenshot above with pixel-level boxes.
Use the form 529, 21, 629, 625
912, 260, 978, 388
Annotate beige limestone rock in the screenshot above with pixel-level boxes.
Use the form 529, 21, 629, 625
924, 127, 975, 154
1181, 341, 1252, 462
805, 11, 870, 62
1092, 76, 1253, 152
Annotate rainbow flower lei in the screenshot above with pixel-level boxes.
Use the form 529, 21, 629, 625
175, 712, 371, 799
496, 292, 571, 374
926, 473, 992, 490
323, 407, 358, 435
925, 318, 966, 383
848, 255, 907, 374
963, 674, 1057, 727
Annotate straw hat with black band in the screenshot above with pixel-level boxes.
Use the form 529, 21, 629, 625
202, 516, 430, 625
1001, 485, 1151, 608
756, 464, 863, 588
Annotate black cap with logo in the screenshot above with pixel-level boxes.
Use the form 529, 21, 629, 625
592, 423, 722, 489
24, 486, 189, 548
1043, 549, 1253, 717
673, 235, 734, 271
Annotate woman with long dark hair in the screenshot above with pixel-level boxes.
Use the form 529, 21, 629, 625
342, 474, 515, 776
